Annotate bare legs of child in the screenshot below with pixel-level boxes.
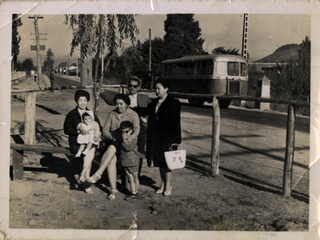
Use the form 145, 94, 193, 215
124, 170, 140, 200
75, 143, 93, 157
155, 167, 172, 196
75, 144, 85, 157
87, 145, 118, 199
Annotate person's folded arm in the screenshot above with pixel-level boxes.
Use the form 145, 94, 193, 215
102, 114, 114, 141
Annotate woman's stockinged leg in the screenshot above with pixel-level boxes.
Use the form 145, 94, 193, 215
161, 167, 172, 191
80, 148, 95, 180
87, 145, 117, 183
82, 148, 96, 193
107, 155, 117, 191
98, 145, 117, 175
159, 168, 165, 189
164, 170, 172, 191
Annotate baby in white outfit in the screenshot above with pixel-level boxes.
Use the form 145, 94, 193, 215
75, 110, 101, 157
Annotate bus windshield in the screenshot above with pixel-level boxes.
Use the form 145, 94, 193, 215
227, 62, 240, 76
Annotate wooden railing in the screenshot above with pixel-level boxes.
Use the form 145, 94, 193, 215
165, 91, 309, 197
11, 86, 310, 197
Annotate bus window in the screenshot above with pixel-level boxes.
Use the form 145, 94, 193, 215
194, 61, 199, 75
188, 62, 194, 75
165, 64, 172, 76
227, 62, 239, 76
172, 63, 179, 76
207, 61, 214, 75
217, 62, 226, 75
199, 61, 207, 75
181, 62, 188, 76
241, 63, 247, 76
172, 63, 188, 76
167, 64, 172, 76
163, 64, 167, 76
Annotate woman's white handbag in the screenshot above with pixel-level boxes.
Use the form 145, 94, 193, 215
164, 144, 186, 170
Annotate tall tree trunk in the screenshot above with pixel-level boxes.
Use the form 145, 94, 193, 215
93, 56, 99, 116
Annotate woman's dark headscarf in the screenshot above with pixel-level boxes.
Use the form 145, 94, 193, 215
74, 90, 90, 102
114, 94, 131, 106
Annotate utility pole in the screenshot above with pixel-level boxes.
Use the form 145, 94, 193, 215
241, 13, 249, 61
29, 15, 43, 86
76, 56, 79, 78
67, 57, 69, 76
148, 29, 152, 72
148, 28, 152, 89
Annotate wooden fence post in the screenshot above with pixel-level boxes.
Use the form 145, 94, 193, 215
283, 105, 296, 196
211, 97, 220, 177
24, 91, 36, 145
12, 149, 24, 181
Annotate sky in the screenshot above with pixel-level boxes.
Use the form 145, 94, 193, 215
16, 14, 311, 67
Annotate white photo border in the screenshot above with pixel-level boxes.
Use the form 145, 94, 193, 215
1, 1, 319, 239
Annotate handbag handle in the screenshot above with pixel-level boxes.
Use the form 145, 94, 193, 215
169, 143, 180, 151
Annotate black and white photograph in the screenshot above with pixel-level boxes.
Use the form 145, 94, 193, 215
1, 1, 319, 239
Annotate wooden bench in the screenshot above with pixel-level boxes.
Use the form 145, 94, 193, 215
11, 143, 70, 181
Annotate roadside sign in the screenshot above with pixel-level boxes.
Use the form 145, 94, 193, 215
30, 33, 47, 35
30, 45, 45, 51
30, 38, 48, 40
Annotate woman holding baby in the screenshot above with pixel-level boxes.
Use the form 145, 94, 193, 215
63, 90, 102, 194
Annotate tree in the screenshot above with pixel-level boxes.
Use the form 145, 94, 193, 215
65, 14, 139, 116
136, 37, 167, 76
212, 47, 240, 55
116, 44, 144, 78
271, 36, 310, 113
44, 48, 55, 72
163, 14, 204, 59
15, 60, 23, 71
21, 58, 34, 74
12, 14, 23, 71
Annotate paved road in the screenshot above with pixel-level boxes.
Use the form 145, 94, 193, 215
180, 102, 310, 134
53, 74, 81, 87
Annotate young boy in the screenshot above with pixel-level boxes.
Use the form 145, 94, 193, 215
75, 110, 101, 158
119, 121, 140, 200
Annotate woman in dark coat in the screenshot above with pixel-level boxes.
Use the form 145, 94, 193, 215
142, 79, 181, 196
63, 90, 101, 194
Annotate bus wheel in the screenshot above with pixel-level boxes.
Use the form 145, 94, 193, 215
188, 97, 204, 107
219, 99, 231, 108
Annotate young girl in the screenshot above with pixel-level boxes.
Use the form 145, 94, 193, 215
119, 121, 140, 200
75, 110, 101, 158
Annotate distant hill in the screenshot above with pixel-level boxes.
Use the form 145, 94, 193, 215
255, 44, 301, 63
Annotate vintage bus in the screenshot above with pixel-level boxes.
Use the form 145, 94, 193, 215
160, 54, 248, 108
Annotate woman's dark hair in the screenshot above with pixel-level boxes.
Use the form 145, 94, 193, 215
74, 90, 90, 102
120, 120, 133, 130
114, 94, 131, 106
155, 79, 170, 90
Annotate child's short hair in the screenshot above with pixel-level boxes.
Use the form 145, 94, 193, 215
82, 110, 94, 121
120, 121, 133, 130
82, 112, 91, 121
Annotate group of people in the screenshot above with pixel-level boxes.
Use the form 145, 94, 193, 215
63, 77, 181, 200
